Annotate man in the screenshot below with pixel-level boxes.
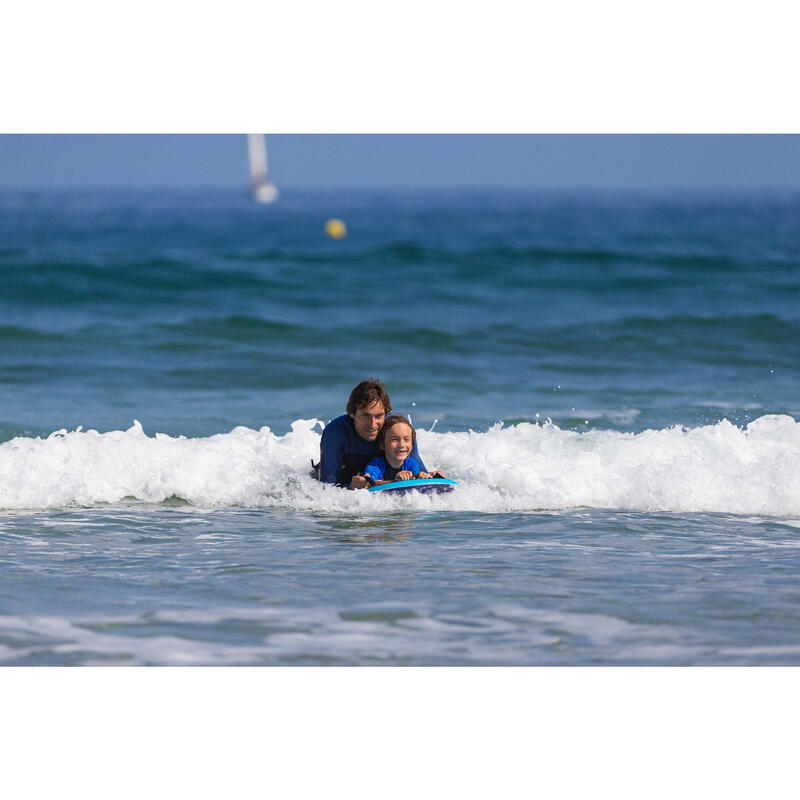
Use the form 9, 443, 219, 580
317, 378, 427, 488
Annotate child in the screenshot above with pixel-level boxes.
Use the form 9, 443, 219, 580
360, 415, 445, 486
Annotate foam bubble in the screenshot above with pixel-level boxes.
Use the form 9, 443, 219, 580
2, 415, 800, 516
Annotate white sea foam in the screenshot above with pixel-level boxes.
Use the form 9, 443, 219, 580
2, 415, 800, 515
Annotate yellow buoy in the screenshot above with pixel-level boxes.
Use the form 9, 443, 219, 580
325, 218, 347, 240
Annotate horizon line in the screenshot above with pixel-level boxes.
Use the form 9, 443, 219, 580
3, 184, 800, 193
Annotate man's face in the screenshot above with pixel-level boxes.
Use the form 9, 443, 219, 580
351, 401, 386, 441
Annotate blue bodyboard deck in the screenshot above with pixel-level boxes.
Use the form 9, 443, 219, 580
367, 478, 458, 495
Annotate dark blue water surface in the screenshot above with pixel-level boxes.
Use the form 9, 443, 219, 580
3, 189, 799, 438
2, 189, 800, 665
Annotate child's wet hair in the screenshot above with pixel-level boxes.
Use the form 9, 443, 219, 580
377, 415, 416, 450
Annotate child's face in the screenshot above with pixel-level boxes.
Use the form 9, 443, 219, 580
382, 422, 414, 468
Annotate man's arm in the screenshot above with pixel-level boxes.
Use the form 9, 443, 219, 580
319, 425, 347, 484
353, 461, 381, 490
410, 442, 426, 473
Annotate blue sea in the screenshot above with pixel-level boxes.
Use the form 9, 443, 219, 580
3, 188, 800, 665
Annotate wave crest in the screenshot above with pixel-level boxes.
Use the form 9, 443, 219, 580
2, 415, 800, 515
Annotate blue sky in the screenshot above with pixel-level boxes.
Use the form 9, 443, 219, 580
1, 135, 799, 190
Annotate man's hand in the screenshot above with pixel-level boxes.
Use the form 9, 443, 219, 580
351, 474, 370, 489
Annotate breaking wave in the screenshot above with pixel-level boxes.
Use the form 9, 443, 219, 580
3, 414, 800, 516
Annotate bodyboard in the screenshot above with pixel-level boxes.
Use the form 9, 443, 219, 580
367, 478, 457, 495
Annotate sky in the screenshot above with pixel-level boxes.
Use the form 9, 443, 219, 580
0, 135, 799, 191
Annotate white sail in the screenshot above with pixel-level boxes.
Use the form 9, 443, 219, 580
247, 134, 278, 204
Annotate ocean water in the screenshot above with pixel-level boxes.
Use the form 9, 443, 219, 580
2, 188, 800, 665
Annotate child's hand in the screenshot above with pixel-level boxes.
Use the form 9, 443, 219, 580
417, 471, 430, 479
430, 470, 446, 479
395, 470, 414, 481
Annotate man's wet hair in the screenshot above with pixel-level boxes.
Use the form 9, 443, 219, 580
346, 378, 392, 416
377, 415, 415, 450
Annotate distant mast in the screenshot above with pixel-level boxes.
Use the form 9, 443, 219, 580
247, 134, 278, 203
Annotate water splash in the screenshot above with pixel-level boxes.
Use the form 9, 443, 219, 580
2, 415, 800, 515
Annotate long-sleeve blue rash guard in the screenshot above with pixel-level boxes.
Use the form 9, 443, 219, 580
319, 414, 427, 487
363, 455, 422, 482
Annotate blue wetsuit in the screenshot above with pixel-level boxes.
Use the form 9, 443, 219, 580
319, 414, 426, 487
364, 455, 422, 483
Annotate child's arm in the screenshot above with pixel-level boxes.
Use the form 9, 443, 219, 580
396, 458, 424, 481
